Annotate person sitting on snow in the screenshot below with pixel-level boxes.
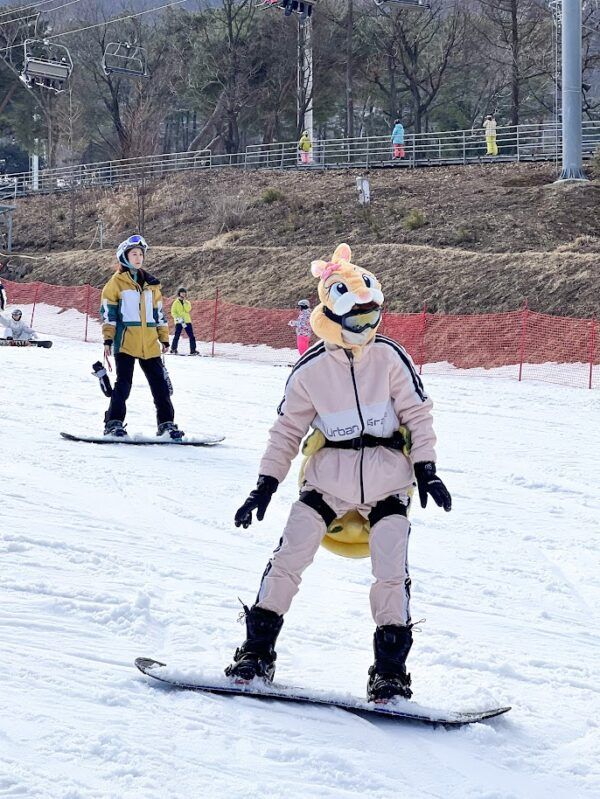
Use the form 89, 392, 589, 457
0, 309, 37, 341
226, 242, 451, 703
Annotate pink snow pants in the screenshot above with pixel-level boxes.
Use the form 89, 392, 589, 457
256, 488, 412, 627
297, 335, 311, 356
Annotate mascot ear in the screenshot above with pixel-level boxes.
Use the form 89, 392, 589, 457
332, 243, 352, 263
311, 259, 328, 278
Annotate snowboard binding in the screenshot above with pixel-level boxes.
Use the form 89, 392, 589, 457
157, 421, 184, 440
225, 604, 284, 683
367, 624, 413, 703
104, 419, 128, 437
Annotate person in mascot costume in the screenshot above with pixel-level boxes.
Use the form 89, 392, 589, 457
227, 243, 452, 702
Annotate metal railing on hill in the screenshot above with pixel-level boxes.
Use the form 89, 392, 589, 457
4, 121, 600, 197
245, 121, 600, 169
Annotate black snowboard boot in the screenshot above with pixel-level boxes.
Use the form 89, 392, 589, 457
157, 421, 184, 440
225, 605, 284, 683
104, 419, 127, 437
367, 624, 413, 702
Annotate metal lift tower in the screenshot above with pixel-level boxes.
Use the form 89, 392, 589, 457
558, 0, 588, 180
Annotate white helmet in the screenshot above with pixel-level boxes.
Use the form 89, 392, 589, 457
297, 299, 310, 309
116, 234, 148, 269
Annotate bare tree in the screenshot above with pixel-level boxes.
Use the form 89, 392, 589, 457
474, 0, 552, 126
360, 1, 465, 133
68, 5, 183, 159
185, 0, 258, 153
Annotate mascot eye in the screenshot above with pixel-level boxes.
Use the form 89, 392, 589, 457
362, 275, 372, 288
329, 282, 349, 300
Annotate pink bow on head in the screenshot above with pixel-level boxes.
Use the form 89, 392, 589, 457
321, 262, 339, 282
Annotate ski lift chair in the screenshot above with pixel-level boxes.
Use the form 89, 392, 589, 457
373, 0, 429, 7
259, 0, 316, 23
20, 39, 73, 94
102, 42, 148, 78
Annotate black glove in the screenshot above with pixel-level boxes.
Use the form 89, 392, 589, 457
414, 462, 452, 512
234, 475, 279, 528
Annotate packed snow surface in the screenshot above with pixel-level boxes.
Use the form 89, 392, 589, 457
1, 337, 599, 799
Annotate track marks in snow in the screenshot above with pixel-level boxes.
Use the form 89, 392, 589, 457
1, 341, 599, 798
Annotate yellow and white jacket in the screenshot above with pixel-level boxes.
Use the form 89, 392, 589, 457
101, 269, 169, 359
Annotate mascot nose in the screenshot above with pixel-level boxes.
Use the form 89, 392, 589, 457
356, 290, 371, 302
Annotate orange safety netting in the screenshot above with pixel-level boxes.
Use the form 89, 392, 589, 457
2, 279, 597, 389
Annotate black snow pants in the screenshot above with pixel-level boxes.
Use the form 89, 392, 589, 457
105, 353, 174, 425
171, 323, 197, 353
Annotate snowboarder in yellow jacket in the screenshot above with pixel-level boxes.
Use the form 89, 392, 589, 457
100, 234, 184, 439
170, 288, 198, 355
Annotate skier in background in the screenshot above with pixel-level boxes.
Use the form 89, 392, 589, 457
298, 130, 312, 165
170, 287, 198, 356
0, 309, 36, 341
484, 114, 498, 156
288, 299, 312, 356
0, 280, 7, 311
391, 118, 405, 160
100, 234, 184, 439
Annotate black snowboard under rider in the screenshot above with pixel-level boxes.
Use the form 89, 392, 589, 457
105, 352, 174, 425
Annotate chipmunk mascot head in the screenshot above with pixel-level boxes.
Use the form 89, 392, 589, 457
310, 243, 384, 355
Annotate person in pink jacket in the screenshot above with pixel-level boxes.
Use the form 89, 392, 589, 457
288, 299, 311, 355
226, 243, 451, 703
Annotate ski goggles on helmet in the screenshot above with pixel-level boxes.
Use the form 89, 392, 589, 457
323, 303, 382, 335
11, 309, 22, 321
116, 235, 148, 267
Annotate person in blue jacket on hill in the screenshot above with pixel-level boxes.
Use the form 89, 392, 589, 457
391, 118, 405, 160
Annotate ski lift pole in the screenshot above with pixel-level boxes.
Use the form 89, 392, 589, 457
297, 16, 314, 163
558, 0, 587, 181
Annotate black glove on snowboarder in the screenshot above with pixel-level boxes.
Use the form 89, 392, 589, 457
413, 462, 452, 512
235, 475, 279, 528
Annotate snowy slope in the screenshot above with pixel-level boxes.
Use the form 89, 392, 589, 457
1, 338, 599, 799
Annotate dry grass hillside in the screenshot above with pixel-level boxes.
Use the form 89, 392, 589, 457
2, 161, 599, 316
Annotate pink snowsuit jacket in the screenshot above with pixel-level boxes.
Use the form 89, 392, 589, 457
259, 335, 437, 506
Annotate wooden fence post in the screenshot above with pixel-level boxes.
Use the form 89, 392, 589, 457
211, 288, 219, 358
589, 315, 596, 390
418, 303, 427, 375
29, 282, 40, 328
518, 300, 529, 382
84, 283, 91, 343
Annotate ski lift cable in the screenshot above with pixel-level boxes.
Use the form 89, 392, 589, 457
2, 0, 190, 53
0, 13, 39, 29
0, 0, 65, 20
0, 0, 84, 28
46, 0, 190, 41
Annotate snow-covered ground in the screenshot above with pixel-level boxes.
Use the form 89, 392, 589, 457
1, 337, 599, 799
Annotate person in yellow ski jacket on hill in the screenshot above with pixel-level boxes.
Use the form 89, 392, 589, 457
170, 287, 198, 355
100, 234, 184, 440
298, 130, 312, 165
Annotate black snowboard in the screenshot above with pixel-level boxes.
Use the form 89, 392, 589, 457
0, 339, 52, 348
135, 658, 511, 727
60, 432, 224, 446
